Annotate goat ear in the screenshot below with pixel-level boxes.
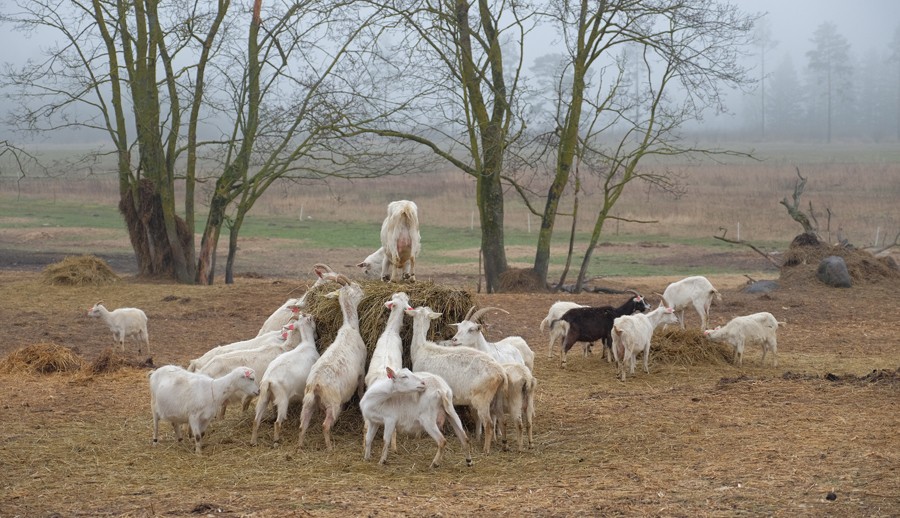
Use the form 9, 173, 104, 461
386, 366, 395, 379
357, 262, 368, 268
429, 312, 442, 320
243, 369, 253, 379
384, 300, 393, 309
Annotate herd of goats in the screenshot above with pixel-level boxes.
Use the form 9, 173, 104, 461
84, 200, 785, 466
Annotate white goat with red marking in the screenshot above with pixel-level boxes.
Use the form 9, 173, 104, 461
704, 312, 784, 367
87, 301, 150, 355
251, 314, 319, 446
298, 274, 367, 451
657, 276, 722, 330
406, 306, 507, 454
149, 365, 259, 454
365, 292, 412, 389
257, 264, 335, 336
450, 306, 533, 372
379, 200, 420, 282
360, 367, 472, 468
611, 303, 679, 381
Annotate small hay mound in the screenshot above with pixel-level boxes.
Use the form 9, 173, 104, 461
302, 279, 475, 369
88, 348, 133, 375
42, 255, 120, 286
780, 237, 900, 286
0, 342, 85, 374
652, 328, 732, 366
498, 268, 547, 293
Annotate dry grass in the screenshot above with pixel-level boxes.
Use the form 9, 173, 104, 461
302, 279, 475, 368
652, 328, 733, 367
0, 342, 84, 374
41, 254, 120, 286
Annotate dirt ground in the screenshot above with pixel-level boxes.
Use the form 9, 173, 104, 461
0, 248, 898, 516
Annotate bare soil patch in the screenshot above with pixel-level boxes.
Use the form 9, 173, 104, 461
0, 260, 898, 516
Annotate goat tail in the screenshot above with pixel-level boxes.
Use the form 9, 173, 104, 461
539, 316, 551, 333
549, 318, 560, 331
712, 288, 723, 303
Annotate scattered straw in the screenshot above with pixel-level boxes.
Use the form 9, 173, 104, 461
0, 342, 85, 374
652, 328, 732, 367
302, 279, 475, 368
42, 255, 120, 286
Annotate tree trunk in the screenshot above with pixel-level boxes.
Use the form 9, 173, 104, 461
477, 164, 507, 293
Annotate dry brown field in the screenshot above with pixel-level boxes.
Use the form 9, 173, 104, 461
0, 260, 898, 517
1, 150, 899, 516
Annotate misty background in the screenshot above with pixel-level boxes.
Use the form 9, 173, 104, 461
1, 0, 898, 147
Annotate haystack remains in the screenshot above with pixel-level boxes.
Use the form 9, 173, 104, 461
42, 255, 120, 286
780, 234, 899, 286
0, 342, 85, 374
301, 279, 476, 369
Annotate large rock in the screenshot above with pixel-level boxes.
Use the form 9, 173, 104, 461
816, 256, 852, 288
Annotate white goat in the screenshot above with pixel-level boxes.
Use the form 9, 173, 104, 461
540, 301, 590, 359
149, 365, 259, 454
357, 247, 389, 280
365, 292, 412, 389
298, 274, 367, 451
198, 323, 301, 416
450, 306, 531, 371
611, 304, 679, 381
87, 301, 150, 355
497, 362, 537, 452
251, 314, 320, 446
360, 367, 472, 468
406, 306, 507, 454
257, 263, 335, 336
657, 276, 722, 330
704, 312, 784, 367
188, 326, 294, 373
379, 200, 421, 282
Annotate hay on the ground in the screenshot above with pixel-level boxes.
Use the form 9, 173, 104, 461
42, 255, 120, 286
498, 268, 547, 293
780, 238, 900, 286
302, 279, 475, 369
0, 342, 85, 374
88, 348, 141, 374
652, 328, 732, 366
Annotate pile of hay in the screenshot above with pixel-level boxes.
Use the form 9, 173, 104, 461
87, 348, 133, 375
0, 342, 85, 374
302, 279, 476, 369
651, 328, 732, 366
42, 255, 120, 286
780, 235, 899, 286
498, 268, 546, 293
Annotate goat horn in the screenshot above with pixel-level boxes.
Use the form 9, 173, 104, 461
653, 292, 671, 308
625, 289, 642, 299
469, 306, 509, 324
463, 305, 477, 322
335, 274, 351, 286
313, 263, 333, 273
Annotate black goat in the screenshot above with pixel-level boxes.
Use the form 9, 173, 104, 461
551, 291, 651, 366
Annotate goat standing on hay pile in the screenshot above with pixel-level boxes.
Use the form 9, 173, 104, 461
379, 200, 421, 282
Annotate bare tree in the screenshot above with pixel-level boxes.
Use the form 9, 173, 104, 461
806, 21, 852, 144
523, 0, 757, 291
344, 0, 537, 292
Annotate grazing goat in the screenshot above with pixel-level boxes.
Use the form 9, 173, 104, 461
657, 276, 722, 330
497, 362, 536, 452
257, 263, 335, 336
188, 325, 295, 373
87, 301, 150, 355
550, 291, 651, 367
704, 312, 784, 367
449, 306, 530, 370
251, 314, 319, 446
611, 304, 679, 381
149, 365, 259, 454
199, 323, 302, 417
406, 306, 507, 454
298, 274, 367, 451
360, 367, 472, 468
379, 200, 421, 282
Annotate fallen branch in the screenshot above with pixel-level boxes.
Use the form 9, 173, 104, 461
713, 232, 781, 268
